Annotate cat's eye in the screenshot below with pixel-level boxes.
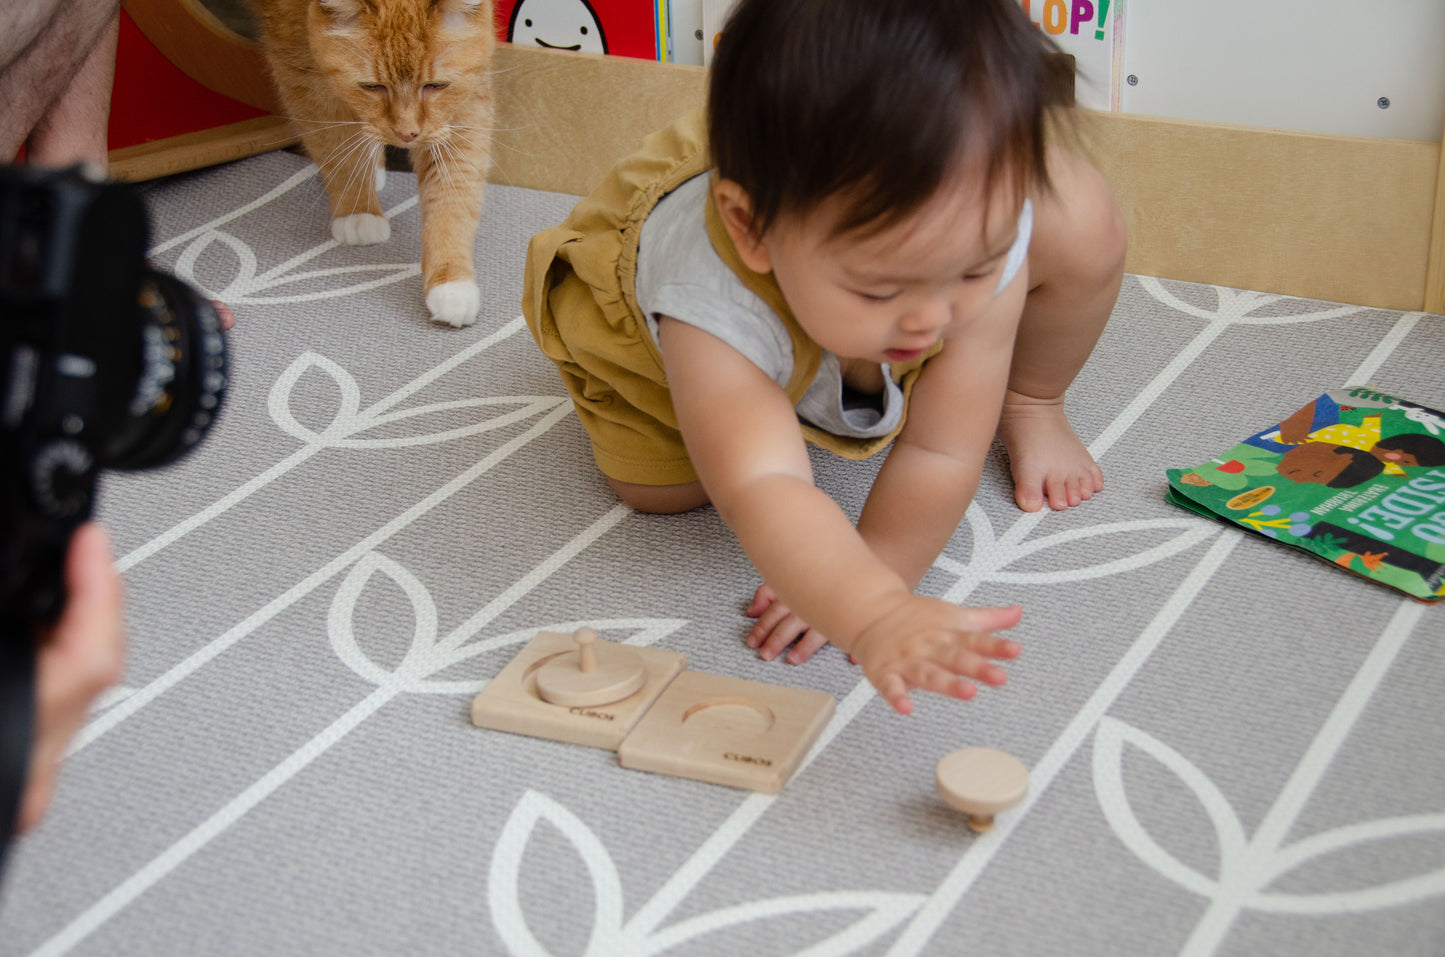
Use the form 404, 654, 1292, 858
360, 83, 385, 93
424, 83, 449, 92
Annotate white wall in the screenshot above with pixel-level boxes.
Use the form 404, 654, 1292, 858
1118, 0, 1445, 142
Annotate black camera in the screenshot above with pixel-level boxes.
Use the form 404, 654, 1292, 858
1, 164, 228, 626
1, 164, 227, 862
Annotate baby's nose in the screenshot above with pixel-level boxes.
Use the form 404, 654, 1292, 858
900, 299, 951, 334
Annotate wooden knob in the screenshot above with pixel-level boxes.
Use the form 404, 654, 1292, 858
935, 747, 1029, 833
534, 628, 646, 708
575, 628, 598, 672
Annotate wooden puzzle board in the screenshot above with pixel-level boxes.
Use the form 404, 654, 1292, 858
470, 631, 687, 750
617, 671, 836, 793
471, 631, 836, 792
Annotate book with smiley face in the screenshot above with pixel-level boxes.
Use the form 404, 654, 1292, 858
1166, 388, 1445, 602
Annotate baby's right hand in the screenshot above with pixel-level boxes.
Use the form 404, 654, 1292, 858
849, 597, 1023, 715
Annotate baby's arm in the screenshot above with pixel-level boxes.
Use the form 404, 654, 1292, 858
748, 276, 1028, 663
858, 274, 1026, 586
658, 317, 1019, 713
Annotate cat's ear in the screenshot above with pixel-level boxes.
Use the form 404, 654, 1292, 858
435, 0, 486, 30
317, 0, 365, 30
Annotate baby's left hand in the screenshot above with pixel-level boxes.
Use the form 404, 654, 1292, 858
745, 584, 833, 665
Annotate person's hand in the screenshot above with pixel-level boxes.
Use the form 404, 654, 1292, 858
850, 597, 1022, 715
744, 584, 833, 664
16, 523, 125, 834
213, 300, 235, 331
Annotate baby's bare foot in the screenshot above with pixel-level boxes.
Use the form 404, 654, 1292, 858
996, 390, 1103, 511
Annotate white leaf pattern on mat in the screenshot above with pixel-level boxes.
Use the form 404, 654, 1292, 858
168, 191, 421, 306
326, 548, 690, 694
1090, 602, 1445, 957
1251, 814, 1445, 913
269, 350, 564, 449
1092, 716, 1244, 898
490, 791, 926, 957
936, 517, 1218, 589
630, 892, 926, 957
489, 791, 627, 957
1137, 278, 1363, 325
1094, 716, 1445, 923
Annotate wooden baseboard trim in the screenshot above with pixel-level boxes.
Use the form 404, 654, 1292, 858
109, 116, 297, 183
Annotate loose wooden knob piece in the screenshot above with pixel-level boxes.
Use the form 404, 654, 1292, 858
534, 628, 647, 708
935, 747, 1029, 833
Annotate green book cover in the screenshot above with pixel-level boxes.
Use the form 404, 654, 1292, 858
1166, 387, 1445, 603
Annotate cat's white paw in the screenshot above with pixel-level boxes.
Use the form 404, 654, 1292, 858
331, 213, 390, 245
374, 165, 387, 192
425, 281, 480, 327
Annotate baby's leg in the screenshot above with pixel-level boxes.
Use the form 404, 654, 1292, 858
999, 146, 1126, 511
606, 477, 709, 514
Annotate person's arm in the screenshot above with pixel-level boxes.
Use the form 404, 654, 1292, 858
16, 523, 125, 834
658, 317, 1019, 713
0, 1, 121, 163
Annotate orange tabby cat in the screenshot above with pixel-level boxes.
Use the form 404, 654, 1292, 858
253, 0, 495, 327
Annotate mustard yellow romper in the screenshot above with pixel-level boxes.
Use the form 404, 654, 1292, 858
522, 110, 936, 487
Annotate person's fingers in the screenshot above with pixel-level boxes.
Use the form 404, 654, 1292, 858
212, 300, 235, 331
19, 525, 125, 833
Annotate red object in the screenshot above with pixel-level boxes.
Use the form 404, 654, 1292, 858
496, 0, 657, 60
108, 11, 267, 152
1217, 460, 1246, 474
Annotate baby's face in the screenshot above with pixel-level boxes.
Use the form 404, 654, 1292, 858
761, 172, 1023, 366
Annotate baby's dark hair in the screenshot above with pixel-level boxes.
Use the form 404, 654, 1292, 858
1376, 432, 1445, 466
708, 0, 1068, 240
1327, 446, 1385, 488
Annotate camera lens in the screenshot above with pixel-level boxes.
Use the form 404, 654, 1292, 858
102, 269, 227, 470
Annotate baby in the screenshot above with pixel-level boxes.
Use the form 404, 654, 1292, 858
524, 0, 1126, 713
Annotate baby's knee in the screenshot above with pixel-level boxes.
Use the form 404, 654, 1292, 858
606, 476, 709, 514
1038, 150, 1127, 282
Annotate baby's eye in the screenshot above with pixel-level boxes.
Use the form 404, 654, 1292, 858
856, 289, 901, 303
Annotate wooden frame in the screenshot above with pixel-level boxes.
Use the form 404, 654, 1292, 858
124, 0, 1444, 313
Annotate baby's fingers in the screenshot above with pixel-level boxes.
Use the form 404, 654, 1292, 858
745, 584, 778, 618
903, 661, 979, 702
747, 598, 793, 650
876, 672, 915, 715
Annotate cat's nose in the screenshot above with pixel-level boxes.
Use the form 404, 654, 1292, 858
396, 128, 419, 143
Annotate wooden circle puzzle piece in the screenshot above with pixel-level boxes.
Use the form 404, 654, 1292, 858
533, 628, 647, 708
935, 747, 1029, 833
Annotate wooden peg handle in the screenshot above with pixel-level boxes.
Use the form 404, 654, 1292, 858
574, 628, 598, 673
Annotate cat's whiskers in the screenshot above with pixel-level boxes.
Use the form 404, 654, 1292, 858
313, 128, 383, 220
426, 140, 467, 210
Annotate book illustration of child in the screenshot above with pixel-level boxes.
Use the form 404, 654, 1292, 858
522, 0, 1126, 712
1270, 397, 1445, 487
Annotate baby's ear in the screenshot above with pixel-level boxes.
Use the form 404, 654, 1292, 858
713, 179, 772, 274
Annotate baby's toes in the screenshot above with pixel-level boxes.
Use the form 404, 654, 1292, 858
426, 281, 481, 327
332, 213, 390, 245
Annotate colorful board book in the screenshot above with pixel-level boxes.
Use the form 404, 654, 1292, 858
1165, 388, 1445, 603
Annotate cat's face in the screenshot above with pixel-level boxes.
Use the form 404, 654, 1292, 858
310, 0, 495, 148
